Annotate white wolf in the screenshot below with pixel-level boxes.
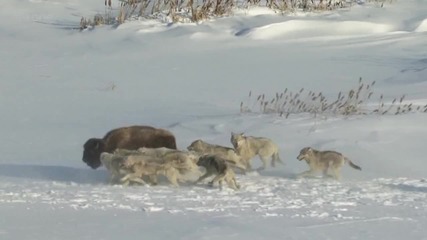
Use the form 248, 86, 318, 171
230, 132, 282, 171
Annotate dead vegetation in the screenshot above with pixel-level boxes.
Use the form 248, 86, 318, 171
79, 0, 392, 30
240, 77, 427, 118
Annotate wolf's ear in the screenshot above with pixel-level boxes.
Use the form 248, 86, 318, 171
237, 139, 245, 147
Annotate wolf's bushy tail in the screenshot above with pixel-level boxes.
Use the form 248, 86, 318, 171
345, 157, 362, 171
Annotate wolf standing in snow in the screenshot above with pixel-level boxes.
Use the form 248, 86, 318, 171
230, 132, 282, 171
297, 147, 361, 180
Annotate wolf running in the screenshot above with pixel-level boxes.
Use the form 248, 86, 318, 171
88, 126, 362, 190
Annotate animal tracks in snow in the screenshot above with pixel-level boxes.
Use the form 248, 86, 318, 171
0, 177, 426, 220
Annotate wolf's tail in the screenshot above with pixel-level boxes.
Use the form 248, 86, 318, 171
345, 157, 362, 171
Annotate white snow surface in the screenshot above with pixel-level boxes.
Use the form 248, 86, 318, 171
1, 0, 427, 239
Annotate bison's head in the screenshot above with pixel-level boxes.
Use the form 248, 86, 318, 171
82, 138, 106, 169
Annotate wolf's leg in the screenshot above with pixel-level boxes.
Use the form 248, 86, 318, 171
274, 151, 283, 164
297, 170, 315, 178
271, 157, 276, 168
148, 175, 158, 185
322, 168, 330, 178
120, 173, 131, 184
209, 173, 226, 187
256, 155, 269, 171
166, 173, 180, 187
245, 160, 253, 171
109, 174, 117, 185
121, 173, 145, 185
195, 172, 212, 184
128, 174, 146, 185
130, 177, 146, 185
271, 151, 283, 167
218, 180, 223, 190
331, 167, 341, 180
226, 175, 240, 190
233, 178, 241, 190
234, 164, 247, 174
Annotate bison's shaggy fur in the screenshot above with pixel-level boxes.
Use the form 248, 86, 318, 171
83, 125, 177, 169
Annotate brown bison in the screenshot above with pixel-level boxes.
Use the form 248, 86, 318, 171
82, 125, 177, 169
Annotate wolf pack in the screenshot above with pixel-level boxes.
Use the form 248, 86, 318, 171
90, 126, 362, 191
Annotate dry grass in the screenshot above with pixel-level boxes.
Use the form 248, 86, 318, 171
240, 78, 427, 118
78, 0, 392, 30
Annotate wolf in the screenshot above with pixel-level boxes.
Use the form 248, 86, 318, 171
119, 155, 185, 187
113, 147, 201, 176
101, 149, 200, 186
100, 152, 129, 184
187, 139, 249, 172
137, 147, 177, 158
195, 155, 240, 190
230, 132, 282, 171
296, 147, 362, 180
100, 152, 159, 185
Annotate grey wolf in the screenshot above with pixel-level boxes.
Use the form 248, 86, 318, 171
102, 148, 201, 185
195, 155, 240, 190
119, 155, 184, 187
297, 147, 361, 180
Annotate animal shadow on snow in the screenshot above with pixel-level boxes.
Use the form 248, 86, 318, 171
254, 168, 297, 180
0, 163, 107, 184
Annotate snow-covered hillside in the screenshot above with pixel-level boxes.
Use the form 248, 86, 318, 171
0, 0, 426, 239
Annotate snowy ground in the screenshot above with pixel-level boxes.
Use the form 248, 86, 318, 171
1, 0, 427, 239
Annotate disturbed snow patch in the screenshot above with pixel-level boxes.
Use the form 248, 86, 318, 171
1, 177, 426, 219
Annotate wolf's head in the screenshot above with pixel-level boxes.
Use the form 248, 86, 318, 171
297, 147, 313, 161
